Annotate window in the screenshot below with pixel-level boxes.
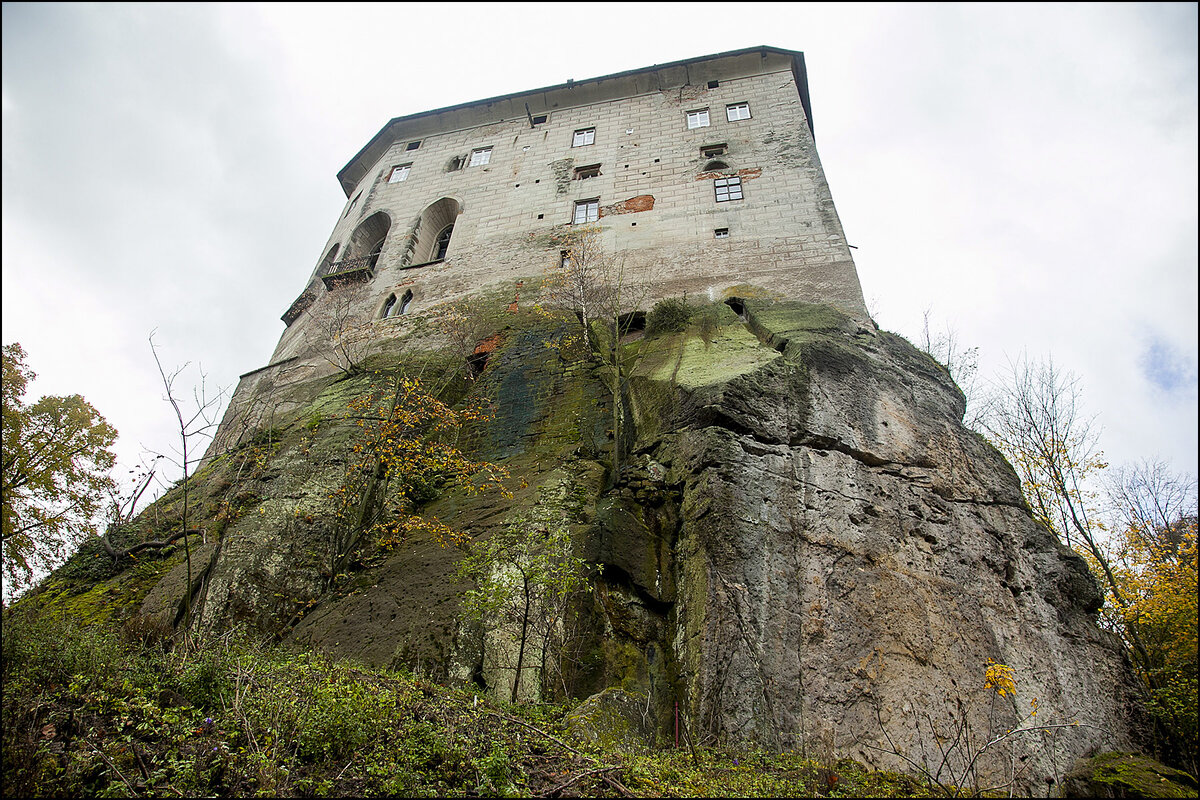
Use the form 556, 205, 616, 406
573, 199, 599, 224
707, 80, 720, 89
703, 160, 729, 172
714, 176, 743, 202
714, 228, 730, 239
399, 289, 413, 315
405, 141, 421, 151
532, 114, 548, 125
434, 225, 454, 260
687, 109, 710, 129
381, 294, 397, 318
726, 103, 751, 122
560, 250, 571, 269
573, 164, 601, 180
469, 147, 492, 166
572, 128, 596, 147
387, 164, 411, 183
701, 143, 727, 158
344, 192, 361, 218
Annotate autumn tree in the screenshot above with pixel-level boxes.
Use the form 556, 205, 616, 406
1100, 461, 1198, 774
1, 343, 117, 594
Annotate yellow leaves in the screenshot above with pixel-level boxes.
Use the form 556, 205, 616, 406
984, 659, 1017, 698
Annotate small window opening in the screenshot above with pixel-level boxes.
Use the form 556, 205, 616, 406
714, 228, 730, 239
469, 147, 492, 167
387, 164, 411, 183
532, 114, 548, 125
701, 144, 727, 158
381, 294, 397, 318
434, 225, 454, 260
707, 79, 720, 89
726, 102, 751, 122
572, 128, 596, 147
560, 250, 571, 269
405, 141, 421, 151
704, 160, 729, 172
537, 213, 544, 219
573, 199, 599, 225
574, 164, 601, 180
399, 289, 413, 315
446, 155, 464, 172
714, 176, 743, 203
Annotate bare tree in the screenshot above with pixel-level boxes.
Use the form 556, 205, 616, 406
148, 333, 227, 635
541, 226, 655, 479
919, 308, 983, 430
309, 289, 374, 375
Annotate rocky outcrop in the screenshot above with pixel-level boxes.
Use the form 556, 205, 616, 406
27, 289, 1144, 794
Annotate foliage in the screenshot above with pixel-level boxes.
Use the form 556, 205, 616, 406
647, 298, 692, 336
2, 611, 951, 798
327, 370, 511, 581
457, 478, 590, 704
2, 343, 118, 595
1095, 461, 1198, 774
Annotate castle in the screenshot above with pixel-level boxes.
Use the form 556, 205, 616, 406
214, 46, 868, 445
179, 47, 1139, 788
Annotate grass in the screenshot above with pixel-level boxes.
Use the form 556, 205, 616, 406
0, 611, 944, 798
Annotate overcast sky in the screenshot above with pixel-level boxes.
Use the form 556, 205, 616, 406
3, 3, 1197, 502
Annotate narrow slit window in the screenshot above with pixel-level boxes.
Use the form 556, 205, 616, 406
572, 128, 596, 147
381, 294, 397, 318
574, 164, 601, 180
399, 289, 413, 315
387, 164, 411, 183
573, 199, 599, 224
726, 102, 751, 122
701, 144, 727, 158
469, 147, 492, 166
434, 225, 454, 260
714, 176, 743, 203
686, 109, 710, 129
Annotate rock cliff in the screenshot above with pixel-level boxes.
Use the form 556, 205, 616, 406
30, 288, 1143, 793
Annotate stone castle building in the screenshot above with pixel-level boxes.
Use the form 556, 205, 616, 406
224, 46, 867, 419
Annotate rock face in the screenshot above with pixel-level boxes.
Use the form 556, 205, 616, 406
30, 290, 1144, 794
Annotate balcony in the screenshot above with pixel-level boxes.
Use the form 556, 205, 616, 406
320, 254, 378, 289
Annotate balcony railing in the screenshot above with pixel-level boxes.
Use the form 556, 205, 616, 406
321, 254, 378, 288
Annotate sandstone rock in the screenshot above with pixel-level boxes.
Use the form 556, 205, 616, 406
1060, 752, 1198, 798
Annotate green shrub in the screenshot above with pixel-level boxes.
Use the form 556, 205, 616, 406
647, 298, 691, 336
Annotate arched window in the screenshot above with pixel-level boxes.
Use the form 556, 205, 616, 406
381, 294, 397, 318
434, 225, 454, 261
704, 160, 729, 172
399, 289, 413, 315
345, 211, 391, 268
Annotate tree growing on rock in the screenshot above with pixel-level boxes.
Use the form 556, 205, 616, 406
2, 343, 117, 595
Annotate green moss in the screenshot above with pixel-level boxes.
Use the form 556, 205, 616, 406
1062, 751, 1199, 798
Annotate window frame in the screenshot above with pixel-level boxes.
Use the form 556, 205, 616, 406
714, 228, 730, 239
572, 127, 596, 147
469, 147, 493, 167
405, 140, 421, 151
726, 102, 751, 122
387, 163, 412, 183
573, 164, 602, 180
713, 176, 743, 203
572, 198, 600, 225
686, 109, 710, 130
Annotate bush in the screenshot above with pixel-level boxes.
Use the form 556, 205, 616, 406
647, 298, 691, 336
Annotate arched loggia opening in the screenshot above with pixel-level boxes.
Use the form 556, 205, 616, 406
325, 211, 390, 287
413, 198, 462, 264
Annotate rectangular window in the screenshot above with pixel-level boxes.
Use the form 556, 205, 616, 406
686, 109, 710, 129
405, 141, 421, 151
573, 164, 601, 180
532, 114, 548, 125
387, 164, 411, 183
572, 128, 596, 147
469, 147, 492, 166
714, 176, 743, 202
701, 143, 728, 158
714, 228, 730, 239
573, 199, 599, 224
726, 103, 751, 122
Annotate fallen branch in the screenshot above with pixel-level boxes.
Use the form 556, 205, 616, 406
542, 765, 621, 797
100, 528, 204, 563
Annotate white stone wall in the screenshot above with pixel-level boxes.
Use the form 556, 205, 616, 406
268, 67, 867, 367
